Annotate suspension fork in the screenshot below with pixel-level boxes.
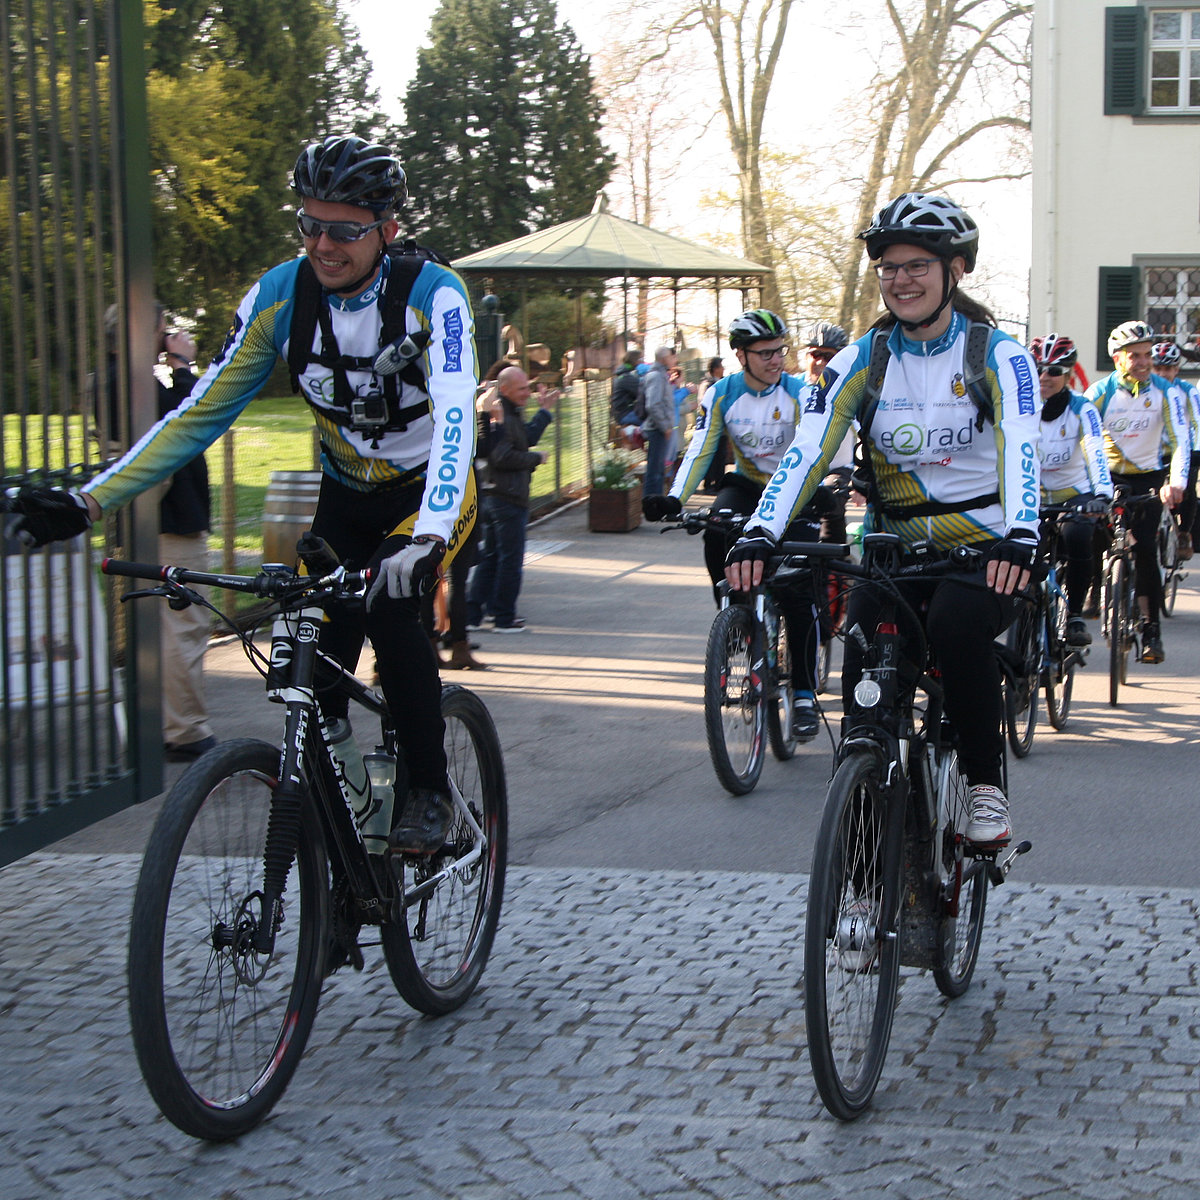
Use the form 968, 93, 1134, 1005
255, 605, 323, 955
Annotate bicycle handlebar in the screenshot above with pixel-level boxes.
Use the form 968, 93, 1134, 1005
101, 557, 371, 600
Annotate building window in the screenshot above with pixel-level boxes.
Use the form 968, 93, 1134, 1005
1144, 265, 1200, 336
1147, 9, 1200, 110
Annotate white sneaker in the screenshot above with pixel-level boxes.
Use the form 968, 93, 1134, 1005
966, 784, 1011, 846
834, 897, 878, 973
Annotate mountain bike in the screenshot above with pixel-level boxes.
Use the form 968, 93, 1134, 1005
1102, 491, 1161, 705
789, 533, 1030, 1120
1001, 504, 1091, 753
1158, 502, 1188, 618
667, 508, 829, 795
106, 540, 507, 1140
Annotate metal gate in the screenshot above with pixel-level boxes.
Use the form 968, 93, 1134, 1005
0, 0, 163, 865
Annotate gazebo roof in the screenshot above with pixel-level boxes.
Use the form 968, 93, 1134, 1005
452, 194, 771, 282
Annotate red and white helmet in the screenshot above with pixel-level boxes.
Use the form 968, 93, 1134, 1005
1029, 332, 1078, 369
1151, 341, 1182, 368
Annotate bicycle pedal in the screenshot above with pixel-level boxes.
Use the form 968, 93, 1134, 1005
987, 839, 1032, 885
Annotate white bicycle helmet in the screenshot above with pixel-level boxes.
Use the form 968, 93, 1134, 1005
1107, 320, 1156, 358
1029, 332, 1078, 368
858, 192, 979, 272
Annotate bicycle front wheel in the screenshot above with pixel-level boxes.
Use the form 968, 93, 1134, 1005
703, 606, 766, 794
767, 610, 797, 761
382, 685, 507, 1016
127, 739, 328, 1141
932, 748, 989, 998
1044, 583, 1074, 730
804, 749, 901, 1120
1004, 604, 1039, 758
1106, 555, 1129, 706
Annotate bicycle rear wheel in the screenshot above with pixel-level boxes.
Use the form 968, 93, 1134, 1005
1044, 583, 1074, 730
127, 739, 327, 1140
767, 612, 797, 761
382, 685, 507, 1016
703, 606, 766, 794
1003, 603, 1039, 758
1106, 555, 1129, 706
804, 749, 901, 1120
932, 748, 989, 998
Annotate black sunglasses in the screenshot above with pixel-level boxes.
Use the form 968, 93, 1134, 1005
296, 211, 386, 243
1038, 364, 1071, 377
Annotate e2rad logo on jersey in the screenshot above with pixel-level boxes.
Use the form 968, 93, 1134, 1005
429, 404, 467, 510
878, 419, 975, 460
442, 308, 464, 373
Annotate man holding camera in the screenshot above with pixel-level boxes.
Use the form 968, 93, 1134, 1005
9, 134, 478, 856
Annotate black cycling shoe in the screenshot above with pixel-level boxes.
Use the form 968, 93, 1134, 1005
389, 787, 453, 855
791, 699, 820, 742
1140, 623, 1165, 664
1065, 615, 1092, 647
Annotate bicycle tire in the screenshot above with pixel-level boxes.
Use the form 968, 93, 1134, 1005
1004, 604, 1039, 758
382, 685, 508, 1016
703, 606, 766, 794
1162, 568, 1180, 617
127, 739, 327, 1140
1107, 556, 1129, 707
767, 611, 797, 761
932, 748, 989, 998
1159, 513, 1179, 617
1044, 583, 1074, 730
804, 749, 901, 1120
816, 632, 833, 695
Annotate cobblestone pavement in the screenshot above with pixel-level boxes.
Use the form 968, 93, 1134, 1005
2, 853, 1196, 1199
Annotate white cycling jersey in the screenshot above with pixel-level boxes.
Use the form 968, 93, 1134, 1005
1039, 390, 1113, 502
749, 310, 1041, 550
1084, 370, 1189, 484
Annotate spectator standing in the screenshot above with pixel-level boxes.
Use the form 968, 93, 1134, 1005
699, 357, 728, 491
466, 367, 556, 632
610, 349, 643, 426
641, 346, 676, 498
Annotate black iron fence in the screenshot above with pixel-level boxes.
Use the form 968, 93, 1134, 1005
0, 0, 161, 865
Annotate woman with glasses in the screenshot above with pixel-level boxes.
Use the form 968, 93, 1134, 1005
1029, 333, 1113, 645
725, 192, 1042, 849
641, 308, 829, 742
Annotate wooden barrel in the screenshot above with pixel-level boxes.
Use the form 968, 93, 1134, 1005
262, 470, 322, 564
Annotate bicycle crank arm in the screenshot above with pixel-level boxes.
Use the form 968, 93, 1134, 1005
987, 839, 1032, 885
401, 841, 484, 907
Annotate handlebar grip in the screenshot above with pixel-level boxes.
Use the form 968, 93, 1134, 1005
101, 558, 167, 581
295, 532, 341, 577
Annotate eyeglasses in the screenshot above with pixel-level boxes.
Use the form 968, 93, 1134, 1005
297, 211, 386, 243
807, 350, 834, 363
746, 345, 789, 361
1038, 364, 1071, 377
873, 257, 941, 281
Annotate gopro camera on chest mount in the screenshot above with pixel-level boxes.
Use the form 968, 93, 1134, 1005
350, 385, 388, 434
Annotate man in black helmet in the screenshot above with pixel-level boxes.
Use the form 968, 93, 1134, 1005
8, 134, 478, 857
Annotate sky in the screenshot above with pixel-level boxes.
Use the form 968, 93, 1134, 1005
344, 0, 1032, 336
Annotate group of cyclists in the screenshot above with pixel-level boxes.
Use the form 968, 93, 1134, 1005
645, 193, 1197, 855
4, 129, 1195, 871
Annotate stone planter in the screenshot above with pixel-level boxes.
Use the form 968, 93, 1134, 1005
589, 482, 642, 532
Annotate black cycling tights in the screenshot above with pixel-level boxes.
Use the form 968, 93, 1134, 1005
1112, 471, 1166, 623
841, 575, 1019, 789
309, 474, 448, 793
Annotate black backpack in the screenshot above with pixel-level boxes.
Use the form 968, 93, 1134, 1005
853, 320, 1001, 519
286, 239, 450, 439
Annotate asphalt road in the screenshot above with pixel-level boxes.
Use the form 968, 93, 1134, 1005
63, 498, 1200, 891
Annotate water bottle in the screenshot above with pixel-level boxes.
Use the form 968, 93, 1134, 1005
361, 749, 397, 855
328, 718, 373, 826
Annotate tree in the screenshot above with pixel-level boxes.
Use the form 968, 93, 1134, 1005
398, 0, 614, 260
143, 0, 387, 351
834, 0, 1032, 334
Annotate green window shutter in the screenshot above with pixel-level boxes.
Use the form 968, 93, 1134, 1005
1097, 266, 1141, 370
1104, 7, 1145, 115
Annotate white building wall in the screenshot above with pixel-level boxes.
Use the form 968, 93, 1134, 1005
1032, 0, 1200, 374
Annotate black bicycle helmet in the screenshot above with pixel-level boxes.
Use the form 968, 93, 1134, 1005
858, 192, 979, 273
292, 135, 407, 215
804, 321, 848, 351
728, 309, 788, 350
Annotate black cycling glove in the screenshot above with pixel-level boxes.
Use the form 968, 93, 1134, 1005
986, 535, 1047, 583
641, 494, 682, 522
7, 487, 93, 548
725, 528, 776, 578
1076, 495, 1110, 515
